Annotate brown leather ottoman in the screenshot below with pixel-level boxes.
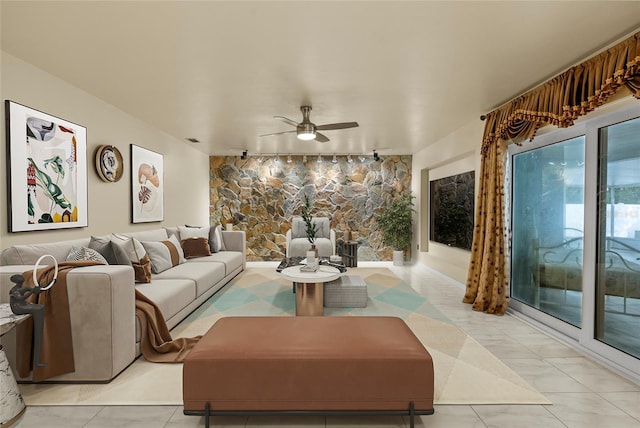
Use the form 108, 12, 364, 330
183, 316, 434, 427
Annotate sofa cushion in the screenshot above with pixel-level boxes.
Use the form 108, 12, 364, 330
291, 217, 330, 239
178, 225, 210, 240
111, 234, 147, 263
186, 252, 243, 275
135, 278, 196, 341
181, 237, 211, 259
66, 246, 109, 264
132, 255, 152, 283
141, 235, 186, 274
154, 261, 226, 297
210, 225, 226, 252
123, 228, 169, 242
89, 236, 131, 266
289, 237, 333, 258
2, 238, 90, 264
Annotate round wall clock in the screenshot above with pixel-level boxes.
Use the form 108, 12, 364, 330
95, 145, 124, 182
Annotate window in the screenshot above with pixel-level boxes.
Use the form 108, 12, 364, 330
509, 102, 640, 374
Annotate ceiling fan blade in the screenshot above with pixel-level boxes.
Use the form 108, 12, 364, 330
274, 116, 299, 127
314, 132, 330, 143
316, 122, 359, 131
259, 130, 296, 137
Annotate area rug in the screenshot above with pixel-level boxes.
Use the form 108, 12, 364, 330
19, 267, 550, 405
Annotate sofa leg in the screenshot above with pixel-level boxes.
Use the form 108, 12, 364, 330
205, 402, 210, 428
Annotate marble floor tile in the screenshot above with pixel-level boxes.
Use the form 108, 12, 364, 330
509, 333, 582, 358
599, 391, 640, 420
84, 405, 178, 428
13, 405, 102, 428
471, 404, 566, 428
165, 406, 247, 427
546, 357, 640, 392
543, 392, 640, 427
408, 405, 486, 428
326, 415, 406, 427
245, 415, 325, 427
500, 358, 590, 393
473, 336, 537, 359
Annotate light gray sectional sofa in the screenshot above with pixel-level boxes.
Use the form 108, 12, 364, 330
0, 226, 245, 383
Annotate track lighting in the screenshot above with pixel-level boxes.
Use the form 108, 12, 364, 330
287, 155, 292, 163
373, 150, 380, 161
241, 150, 248, 160
332, 155, 338, 164
347, 155, 353, 163
303, 155, 307, 163
317, 155, 322, 163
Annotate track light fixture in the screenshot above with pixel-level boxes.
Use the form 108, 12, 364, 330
317, 154, 323, 163
303, 155, 307, 163
347, 155, 353, 163
241, 150, 248, 160
287, 155, 292, 163
373, 150, 380, 161
332, 155, 338, 164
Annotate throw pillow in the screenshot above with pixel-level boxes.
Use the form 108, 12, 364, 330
111, 234, 147, 264
66, 246, 108, 264
181, 237, 211, 258
209, 224, 226, 253
178, 225, 210, 240
132, 254, 152, 283
89, 236, 132, 266
141, 235, 186, 274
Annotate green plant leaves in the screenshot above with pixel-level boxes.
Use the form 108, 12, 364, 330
377, 193, 415, 251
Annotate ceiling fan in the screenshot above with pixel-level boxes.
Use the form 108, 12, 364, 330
260, 106, 359, 143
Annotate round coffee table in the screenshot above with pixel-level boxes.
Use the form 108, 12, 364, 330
280, 266, 341, 316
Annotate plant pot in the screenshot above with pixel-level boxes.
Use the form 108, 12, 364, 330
392, 250, 404, 266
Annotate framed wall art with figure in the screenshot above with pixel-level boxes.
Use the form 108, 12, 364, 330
5, 100, 88, 232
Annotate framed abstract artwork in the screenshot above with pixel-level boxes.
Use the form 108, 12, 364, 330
5, 100, 88, 232
130, 144, 163, 223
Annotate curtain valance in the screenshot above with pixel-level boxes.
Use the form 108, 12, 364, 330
481, 31, 640, 154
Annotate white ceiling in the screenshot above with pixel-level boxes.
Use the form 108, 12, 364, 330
2, 1, 640, 156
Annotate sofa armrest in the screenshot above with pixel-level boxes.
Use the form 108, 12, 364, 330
0, 264, 136, 382
221, 230, 246, 267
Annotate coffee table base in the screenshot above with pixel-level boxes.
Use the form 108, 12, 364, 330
295, 282, 324, 316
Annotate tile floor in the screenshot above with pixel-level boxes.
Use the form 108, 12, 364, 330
12, 262, 640, 427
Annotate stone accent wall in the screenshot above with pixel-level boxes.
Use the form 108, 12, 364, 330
209, 155, 412, 261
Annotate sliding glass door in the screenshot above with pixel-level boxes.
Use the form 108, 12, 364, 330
596, 117, 640, 359
511, 136, 585, 327
510, 102, 640, 374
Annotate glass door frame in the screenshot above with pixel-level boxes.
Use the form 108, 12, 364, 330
508, 102, 640, 381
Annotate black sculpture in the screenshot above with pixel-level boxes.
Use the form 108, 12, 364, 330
9, 255, 58, 368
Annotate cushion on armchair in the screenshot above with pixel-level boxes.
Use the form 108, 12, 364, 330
291, 217, 330, 239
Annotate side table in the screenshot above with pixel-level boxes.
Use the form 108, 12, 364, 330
0, 304, 29, 427
342, 241, 359, 267
279, 266, 341, 316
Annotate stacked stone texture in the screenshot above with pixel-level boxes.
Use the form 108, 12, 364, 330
210, 155, 412, 261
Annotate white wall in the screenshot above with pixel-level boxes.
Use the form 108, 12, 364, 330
411, 119, 484, 283
0, 51, 210, 249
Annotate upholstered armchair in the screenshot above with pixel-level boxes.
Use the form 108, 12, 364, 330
285, 216, 336, 258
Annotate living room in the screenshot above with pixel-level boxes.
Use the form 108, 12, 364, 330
2, 2, 640, 427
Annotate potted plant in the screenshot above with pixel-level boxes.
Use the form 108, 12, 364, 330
377, 193, 415, 266
301, 194, 318, 255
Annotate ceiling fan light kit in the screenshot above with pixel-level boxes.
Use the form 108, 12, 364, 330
260, 105, 359, 143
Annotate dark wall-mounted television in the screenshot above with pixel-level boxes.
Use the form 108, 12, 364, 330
429, 171, 475, 251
